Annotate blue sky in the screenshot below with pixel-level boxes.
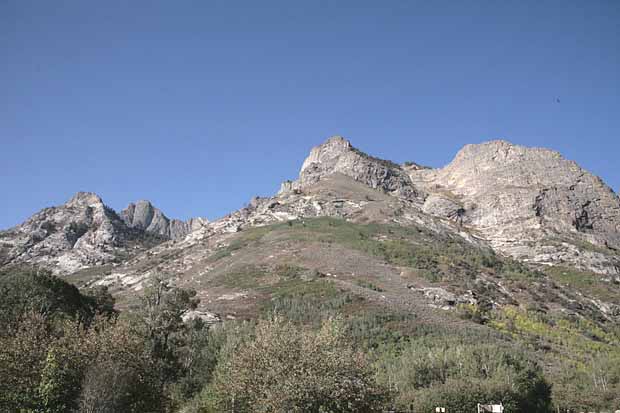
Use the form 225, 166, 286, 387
1, 1, 619, 229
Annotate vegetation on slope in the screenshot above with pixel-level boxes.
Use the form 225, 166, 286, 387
2, 216, 619, 412
199, 218, 620, 411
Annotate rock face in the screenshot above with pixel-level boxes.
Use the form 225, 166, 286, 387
0, 193, 210, 273
1, 136, 619, 277
183, 137, 620, 275
121, 200, 208, 240
0, 192, 165, 273
280, 136, 420, 201
408, 140, 620, 273
422, 194, 465, 223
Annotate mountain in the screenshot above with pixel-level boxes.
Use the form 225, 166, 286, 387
275, 137, 619, 274
3, 136, 620, 411
408, 140, 620, 274
2, 137, 619, 318
1, 136, 605, 323
121, 199, 208, 240
0, 193, 204, 273
280, 136, 419, 200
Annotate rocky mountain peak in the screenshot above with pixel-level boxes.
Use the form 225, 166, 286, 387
121, 200, 207, 241
281, 136, 420, 200
452, 139, 564, 168
2, 136, 618, 277
434, 140, 590, 194
0, 192, 160, 273
300, 136, 353, 173
122, 200, 158, 229
66, 191, 104, 208
408, 139, 620, 273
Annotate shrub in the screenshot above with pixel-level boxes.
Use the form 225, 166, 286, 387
374, 337, 553, 413
199, 317, 391, 412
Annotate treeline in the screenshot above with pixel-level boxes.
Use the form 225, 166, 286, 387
0, 267, 210, 412
0, 267, 563, 412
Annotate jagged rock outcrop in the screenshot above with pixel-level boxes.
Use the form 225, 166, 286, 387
422, 194, 465, 223
279, 136, 420, 201
2, 136, 618, 278
0, 192, 165, 273
121, 200, 208, 240
408, 140, 620, 273
190, 137, 620, 274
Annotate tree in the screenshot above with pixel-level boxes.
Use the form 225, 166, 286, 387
201, 317, 391, 412
37, 324, 89, 413
82, 285, 117, 321
0, 266, 115, 331
0, 312, 52, 411
168, 319, 214, 403
373, 337, 554, 413
513, 366, 553, 413
77, 318, 163, 413
137, 276, 200, 401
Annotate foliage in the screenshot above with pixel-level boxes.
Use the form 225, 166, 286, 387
0, 267, 115, 329
374, 335, 553, 413
0, 312, 52, 411
486, 305, 620, 410
263, 280, 350, 323
76, 318, 163, 413
0, 269, 202, 413
0, 314, 163, 413
199, 317, 391, 412
273, 263, 305, 278
356, 279, 385, 292
2, 217, 619, 412
135, 276, 200, 406
544, 265, 620, 302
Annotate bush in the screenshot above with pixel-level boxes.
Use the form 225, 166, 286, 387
374, 337, 553, 413
198, 317, 391, 412
0, 267, 114, 329
0, 315, 163, 413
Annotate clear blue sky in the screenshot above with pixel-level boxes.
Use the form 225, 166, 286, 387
1, 1, 619, 229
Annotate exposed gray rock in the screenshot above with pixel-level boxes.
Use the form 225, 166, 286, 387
408, 140, 620, 273
181, 310, 221, 324
122, 200, 166, 233
121, 200, 208, 240
2, 136, 619, 279
0, 192, 164, 273
410, 286, 477, 309
189, 137, 619, 274
280, 136, 421, 201
422, 194, 465, 223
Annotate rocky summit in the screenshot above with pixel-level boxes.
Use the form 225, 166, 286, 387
2, 137, 619, 277
1, 137, 619, 312
121, 199, 208, 240
3, 136, 620, 411
408, 140, 620, 273
0, 193, 206, 273
277, 137, 620, 274
280, 136, 419, 200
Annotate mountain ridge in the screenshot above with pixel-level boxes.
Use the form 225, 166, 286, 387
0, 193, 206, 273
1, 136, 619, 276
121, 199, 209, 240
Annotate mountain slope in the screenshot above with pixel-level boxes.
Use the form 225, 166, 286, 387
0, 193, 166, 273
2, 136, 619, 411
3, 136, 619, 285
408, 140, 620, 274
